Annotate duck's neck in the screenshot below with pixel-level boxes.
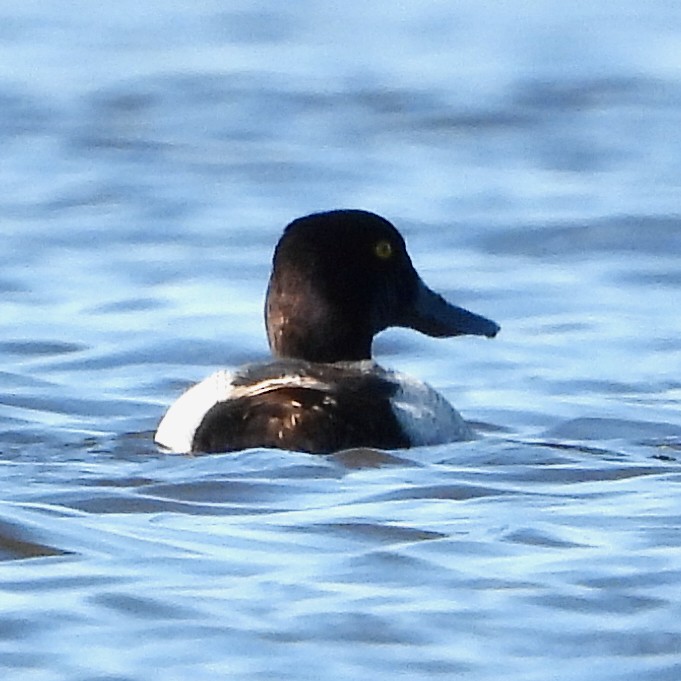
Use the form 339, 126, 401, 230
265, 278, 373, 364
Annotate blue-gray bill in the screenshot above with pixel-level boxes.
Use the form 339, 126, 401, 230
402, 277, 500, 339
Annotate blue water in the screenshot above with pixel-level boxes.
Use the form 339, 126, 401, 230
1, 2, 681, 679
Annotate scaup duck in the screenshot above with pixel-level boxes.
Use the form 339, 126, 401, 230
155, 209, 499, 454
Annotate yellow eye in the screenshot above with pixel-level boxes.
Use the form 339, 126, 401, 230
374, 240, 393, 260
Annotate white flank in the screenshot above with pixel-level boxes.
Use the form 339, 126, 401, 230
154, 370, 234, 453
388, 370, 473, 445
154, 370, 333, 453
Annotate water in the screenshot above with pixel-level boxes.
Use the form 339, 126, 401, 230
2, 2, 681, 679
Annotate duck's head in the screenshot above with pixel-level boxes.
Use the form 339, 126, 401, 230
265, 209, 499, 363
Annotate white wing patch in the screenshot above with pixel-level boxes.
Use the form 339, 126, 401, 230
229, 374, 332, 399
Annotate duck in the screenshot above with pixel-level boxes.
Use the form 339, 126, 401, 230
154, 209, 499, 455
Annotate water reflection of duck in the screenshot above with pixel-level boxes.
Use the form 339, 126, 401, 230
155, 210, 499, 454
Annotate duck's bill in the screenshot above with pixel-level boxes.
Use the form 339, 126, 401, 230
402, 278, 500, 339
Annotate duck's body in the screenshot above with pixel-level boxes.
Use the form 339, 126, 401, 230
155, 359, 472, 454
155, 210, 499, 455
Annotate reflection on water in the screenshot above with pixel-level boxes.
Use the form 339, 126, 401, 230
1, 2, 681, 680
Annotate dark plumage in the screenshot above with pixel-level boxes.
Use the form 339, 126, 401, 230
192, 361, 409, 454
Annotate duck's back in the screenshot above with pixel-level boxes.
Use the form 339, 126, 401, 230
155, 360, 472, 454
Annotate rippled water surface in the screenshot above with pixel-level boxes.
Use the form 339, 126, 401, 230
2, 2, 681, 679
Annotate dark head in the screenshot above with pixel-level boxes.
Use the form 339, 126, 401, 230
265, 209, 499, 363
